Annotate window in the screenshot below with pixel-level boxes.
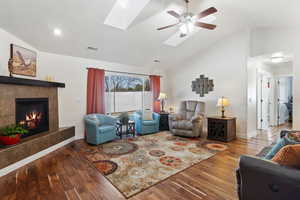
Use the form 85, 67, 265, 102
105, 73, 152, 115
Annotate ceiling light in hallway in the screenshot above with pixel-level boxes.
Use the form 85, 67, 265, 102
271, 52, 284, 63
53, 28, 62, 36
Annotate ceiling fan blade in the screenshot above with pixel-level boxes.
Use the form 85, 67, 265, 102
157, 23, 179, 30
196, 7, 217, 19
194, 22, 216, 30
167, 10, 181, 19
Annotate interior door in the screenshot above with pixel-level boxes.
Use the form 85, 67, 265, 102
277, 78, 290, 125
258, 75, 270, 130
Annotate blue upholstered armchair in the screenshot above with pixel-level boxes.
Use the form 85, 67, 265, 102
84, 114, 118, 145
132, 111, 160, 135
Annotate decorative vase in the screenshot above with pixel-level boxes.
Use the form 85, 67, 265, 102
0, 134, 21, 146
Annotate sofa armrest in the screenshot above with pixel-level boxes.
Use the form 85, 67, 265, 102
238, 155, 300, 200
280, 130, 300, 138
84, 118, 98, 136
132, 113, 142, 123
85, 118, 99, 127
153, 112, 160, 122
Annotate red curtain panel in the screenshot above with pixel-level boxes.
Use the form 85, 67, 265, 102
150, 75, 161, 113
86, 68, 106, 114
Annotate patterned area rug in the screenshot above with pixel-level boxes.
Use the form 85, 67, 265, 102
82, 132, 228, 198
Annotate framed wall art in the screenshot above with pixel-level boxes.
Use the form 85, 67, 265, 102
9, 44, 37, 77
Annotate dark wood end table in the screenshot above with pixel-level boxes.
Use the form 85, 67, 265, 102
207, 116, 236, 142
116, 120, 136, 139
159, 112, 169, 131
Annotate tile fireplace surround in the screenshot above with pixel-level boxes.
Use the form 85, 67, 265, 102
0, 76, 75, 170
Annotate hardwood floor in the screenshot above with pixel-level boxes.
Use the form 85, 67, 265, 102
0, 126, 290, 200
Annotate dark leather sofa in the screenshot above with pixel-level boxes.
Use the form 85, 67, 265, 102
237, 130, 300, 199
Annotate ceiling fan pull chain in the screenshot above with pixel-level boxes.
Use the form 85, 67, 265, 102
186, 0, 189, 13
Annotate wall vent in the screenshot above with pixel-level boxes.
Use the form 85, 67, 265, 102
87, 46, 98, 51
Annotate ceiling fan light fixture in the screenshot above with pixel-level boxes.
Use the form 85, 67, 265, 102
157, 1, 218, 37
187, 21, 194, 32
179, 24, 188, 35
179, 21, 194, 35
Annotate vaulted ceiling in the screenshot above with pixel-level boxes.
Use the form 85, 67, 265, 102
0, 0, 299, 69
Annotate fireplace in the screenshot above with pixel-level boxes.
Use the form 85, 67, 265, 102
15, 98, 49, 138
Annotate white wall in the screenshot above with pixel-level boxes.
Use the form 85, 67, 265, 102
0, 28, 165, 140
247, 59, 259, 137
272, 62, 293, 77
166, 30, 250, 138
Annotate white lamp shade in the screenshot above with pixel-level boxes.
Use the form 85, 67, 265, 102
217, 97, 230, 107
158, 93, 167, 100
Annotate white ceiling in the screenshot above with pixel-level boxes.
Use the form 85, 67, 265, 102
0, 0, 299, 69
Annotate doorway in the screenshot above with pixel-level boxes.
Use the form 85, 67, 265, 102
247, 52, 293, 135
276, 76, 293, 126
255, 55, 293, 130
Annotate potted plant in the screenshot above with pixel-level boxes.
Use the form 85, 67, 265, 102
0, 125, 28, 146
119, 112, 129, 125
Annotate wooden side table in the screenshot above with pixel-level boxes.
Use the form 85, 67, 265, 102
159, 113, 169, 131
207, 116, 236, 142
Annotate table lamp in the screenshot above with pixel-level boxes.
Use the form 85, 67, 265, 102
158, 93, 167, 113
217, 97, 230, 118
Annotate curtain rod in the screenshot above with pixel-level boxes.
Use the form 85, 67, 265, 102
86, 68, 162, 77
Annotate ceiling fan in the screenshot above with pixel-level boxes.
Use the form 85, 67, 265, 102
157, 0, 218, 37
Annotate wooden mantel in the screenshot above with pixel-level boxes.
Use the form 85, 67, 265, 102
0, 76, 65, 88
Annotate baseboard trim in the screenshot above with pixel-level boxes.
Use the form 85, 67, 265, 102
0, 137, 75, 177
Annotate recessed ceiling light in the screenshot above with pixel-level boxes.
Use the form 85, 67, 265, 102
53, 28, 62, 36
154, 60, 160, 63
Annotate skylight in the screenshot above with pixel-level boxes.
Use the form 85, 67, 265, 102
104, 0, 151, 30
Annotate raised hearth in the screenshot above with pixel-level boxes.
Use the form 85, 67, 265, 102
0, 127, 75, 169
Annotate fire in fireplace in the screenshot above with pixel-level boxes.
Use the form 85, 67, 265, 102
19, 111, 43, 130
15, 98, 49, 138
